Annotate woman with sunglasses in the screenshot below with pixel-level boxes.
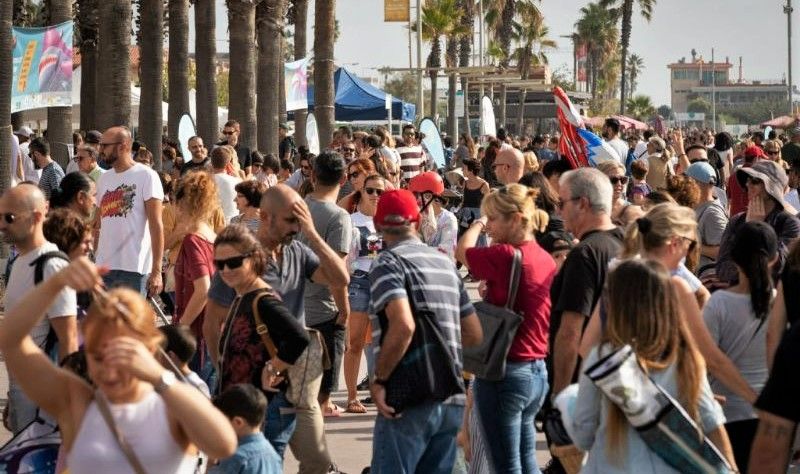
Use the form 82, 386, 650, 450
762, 140, 788, 169
338, 158, 376, 213
597, 161, 630, 226
580, 203, 760, 409
49, 172, 96, 220
214, 225, 309, 459
0, 258, 237, 473
172, 172, 219, 387
342, 175, 385, 414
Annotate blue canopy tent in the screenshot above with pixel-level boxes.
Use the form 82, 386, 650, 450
306, 68, 416, 122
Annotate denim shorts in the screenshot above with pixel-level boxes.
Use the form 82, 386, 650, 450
348, 272, 371, 313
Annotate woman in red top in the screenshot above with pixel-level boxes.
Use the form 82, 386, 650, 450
174, 171, 219, 385
456, 183, 556, 474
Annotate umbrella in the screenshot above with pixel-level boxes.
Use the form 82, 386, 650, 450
761, 115, 796, 129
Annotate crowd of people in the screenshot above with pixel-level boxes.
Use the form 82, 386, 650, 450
1, 115, 800, 474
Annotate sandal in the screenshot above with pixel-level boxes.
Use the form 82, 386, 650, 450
323, 404, 343, 418
345, 399, 367, 414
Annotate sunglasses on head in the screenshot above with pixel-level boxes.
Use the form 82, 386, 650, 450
213, 253, 252, 271
364, 187, 384, 196
609, 176, 629, 185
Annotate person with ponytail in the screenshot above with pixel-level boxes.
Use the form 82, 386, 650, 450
49, 171, 96, 220
702, 221, 777, 472
456, 183, 555, 474
573, 259, 736, 473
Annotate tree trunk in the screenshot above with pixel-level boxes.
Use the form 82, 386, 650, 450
293, 0, 308, 147
458, 0, 472, 137
77, 0, 99, 131
516, 88, 527, 136
195, 0, 218, 149
313, 0, 336, 149
139, 0, 163, 169
168, 0, 189, 140
256, 0, 286, 155
499, 83, 507, 128
0, 0, 13, 193
228, 0, 257, 150
619, 0, 633, 115
47, 0, 73, 167
427, 37, 441, 119
10, 112, 24, 131
96, 0, 131, 130
445, 35, 458, 140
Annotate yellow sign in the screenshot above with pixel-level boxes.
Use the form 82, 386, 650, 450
385, 0, 410, 22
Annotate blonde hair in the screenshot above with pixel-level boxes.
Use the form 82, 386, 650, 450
622, 202, 699, 270
596, 160, 625, 177
481, 183, 549, 234
522, 151, 539, 174
175, 171, 220, 222
83, 288, 164, 352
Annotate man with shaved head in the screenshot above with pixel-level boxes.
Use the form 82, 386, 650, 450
205, 183, 349, 468
0, 183, 77, 433
95, 126, 164, 296
494, 147, 525, 185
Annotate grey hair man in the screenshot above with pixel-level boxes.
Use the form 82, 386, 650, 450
75, 144, 105, 182
549, 167, 624, 398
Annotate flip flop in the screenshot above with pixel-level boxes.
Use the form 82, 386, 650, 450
345, 399, 367, 414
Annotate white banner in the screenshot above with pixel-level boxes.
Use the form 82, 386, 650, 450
675, 112, 705, 122
285, 58, 310, 112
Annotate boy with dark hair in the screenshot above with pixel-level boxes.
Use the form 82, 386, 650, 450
159, 325, 210, 397
211, 384, 281, 473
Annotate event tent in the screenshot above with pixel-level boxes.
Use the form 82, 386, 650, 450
306, 68, 416, 122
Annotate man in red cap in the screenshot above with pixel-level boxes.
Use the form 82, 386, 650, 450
727, 145, 767, 216
367, 189, 482, 474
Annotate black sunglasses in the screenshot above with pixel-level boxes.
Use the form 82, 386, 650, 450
609, 176, 628, 185
0, 212, 25, 224
364, 187, 384, 196
213, 253, 252, 271
747, 176, 764, 186
222, 130, 235, 135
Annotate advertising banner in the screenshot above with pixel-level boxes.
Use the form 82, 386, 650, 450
576, 43, 588, 83
384, 0, 410, 22
285, 57, 310, 112
12, 21, 73, 113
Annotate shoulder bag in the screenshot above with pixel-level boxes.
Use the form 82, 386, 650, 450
251, 289, 330, 410
94, 391, 148, 474
463, 248, 524, 381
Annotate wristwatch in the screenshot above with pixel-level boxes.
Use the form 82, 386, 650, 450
154, 370, 177, 394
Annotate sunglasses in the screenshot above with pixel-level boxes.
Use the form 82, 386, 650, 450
609, 176, 629, 185
222, 130, 235, 135
340, 148, 355, 153
766, 150, 780, 155
364, 187, 384, 196
0, 212, 27, 224
747, 176, 764, 186
213, 253, 252, 271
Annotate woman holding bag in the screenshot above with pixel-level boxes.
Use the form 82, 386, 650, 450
455, 183, 556, 474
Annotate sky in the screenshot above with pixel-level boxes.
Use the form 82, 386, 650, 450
191, 0, 796, 107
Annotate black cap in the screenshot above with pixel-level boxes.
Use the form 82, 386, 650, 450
85, 130, 102, 144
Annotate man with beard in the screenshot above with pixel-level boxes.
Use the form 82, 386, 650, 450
95, 126, 165, 296
205, 184, 349, 474
182, 136, 211, 176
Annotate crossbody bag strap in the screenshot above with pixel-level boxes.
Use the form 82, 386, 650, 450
250, 289, 279, 360
504, 248, 523, 310
94, 391, 148, 474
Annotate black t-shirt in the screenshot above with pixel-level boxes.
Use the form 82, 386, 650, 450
279, 137, 296, 162
548, 227, 624, 375
180, 158, 210, 176
216, 141, 252, 170
780, 265, 800, 330
755, 322, 800, 423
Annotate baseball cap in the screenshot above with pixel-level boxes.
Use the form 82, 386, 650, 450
685, 161, 716, 185
743, 145, 767, 160
790, 126, 800, 137
13, 126, 33, 138
374, 189, 420, 227
279, 123, 289, 131
85, 130, 102, 144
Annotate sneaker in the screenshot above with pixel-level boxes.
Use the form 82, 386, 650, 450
357, 376, 370, 391
361, 396, 373, 405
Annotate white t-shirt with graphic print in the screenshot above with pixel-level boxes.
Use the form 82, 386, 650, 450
96, 163, 164, 274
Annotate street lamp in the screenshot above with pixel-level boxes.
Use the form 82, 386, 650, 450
786, 0, 794, 115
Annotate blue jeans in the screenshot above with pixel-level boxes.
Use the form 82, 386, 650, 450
263, 391, 297, 459
371, 401, 464, 474
103, 270, 148, 296
473, 359, 548, 474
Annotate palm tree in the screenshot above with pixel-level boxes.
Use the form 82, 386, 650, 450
138, 0, 163, 168
76, 0, 99, 131
575, 2, 619, 104
45, 0, 73, 167
457, 0, 473, 136
256, 0, 287, 155
96, 0, 132, 129
484, 0, 516, 127
627, 94, 654, 120
444, 2, 470, 138
512, 2, 555, 134
228, 0, 257, 149
420, 0, 463, 119
599, 0, 656, 114
195, 0, 218, 149
168, 0, 189, 139
313, 0, 335, 148
290, 0, 308, 146
627, 53, 644, 99
1, 0, 13, 192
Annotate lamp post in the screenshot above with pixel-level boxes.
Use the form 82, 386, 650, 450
787, 0, 794, 115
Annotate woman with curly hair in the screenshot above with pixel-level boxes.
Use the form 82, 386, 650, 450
173, 172, 219, 386
44, 208, 94, 260
666, 174, 701, 209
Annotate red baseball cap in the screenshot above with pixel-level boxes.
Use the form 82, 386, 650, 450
744, 145, 767, 160
374, 189, 420, 227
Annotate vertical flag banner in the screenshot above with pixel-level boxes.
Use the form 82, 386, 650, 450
285, 57, 310, 112
384, 0, 410, 22
553, 86, 588, 168
576, 43, 588, 83
12, 21, 73, 113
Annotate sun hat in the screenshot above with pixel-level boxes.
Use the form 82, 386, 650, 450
13, 126, 33, 138
736, 160, 789, 208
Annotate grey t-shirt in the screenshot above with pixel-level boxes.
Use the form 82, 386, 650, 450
695, 198, 728, 272
207, 240, 320, 325
703, 289, 768, 422
298, 196, 352, 326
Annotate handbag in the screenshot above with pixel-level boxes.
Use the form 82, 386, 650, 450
462, 248, 524, 381
584, 344, 734, 474
377, 251, 465, 414
251, 289, 330, 410
94, 391, 148, 474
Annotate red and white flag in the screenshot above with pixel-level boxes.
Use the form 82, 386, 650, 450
553, 86, 589, 169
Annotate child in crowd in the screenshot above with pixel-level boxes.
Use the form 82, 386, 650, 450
210, 384, 282, 474
628, 159, 652, 205
159, 325, 211, 397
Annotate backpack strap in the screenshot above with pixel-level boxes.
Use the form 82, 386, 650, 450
30, 251, 70, 356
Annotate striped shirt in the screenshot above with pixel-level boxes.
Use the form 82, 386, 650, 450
397, 145, 426, 180
39, 161, 65, 199
369, 237, 474, 404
